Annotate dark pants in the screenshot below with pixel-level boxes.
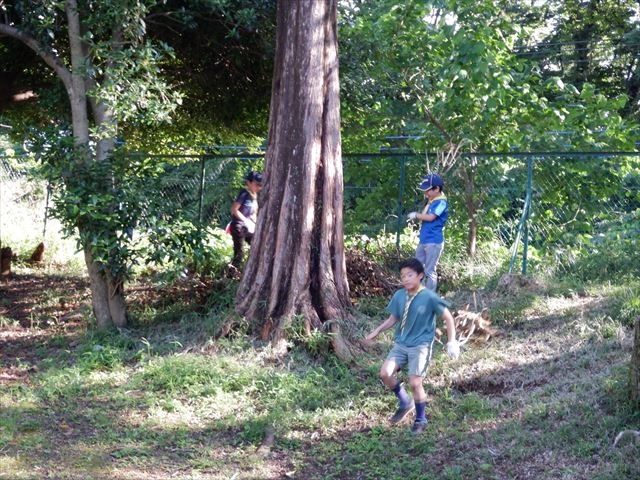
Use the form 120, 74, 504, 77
230, 223, 253, 268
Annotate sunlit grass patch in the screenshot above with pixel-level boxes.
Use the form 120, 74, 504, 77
0, 455, 34, 480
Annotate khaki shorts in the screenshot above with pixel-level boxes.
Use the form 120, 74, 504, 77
385, 341, 434, 378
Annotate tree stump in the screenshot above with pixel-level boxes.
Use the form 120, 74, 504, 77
29, 242, 45, 263
631, 316, 640, 408
1, 247, 12, 276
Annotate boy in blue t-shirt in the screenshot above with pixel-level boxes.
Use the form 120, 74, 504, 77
364, 258, 459, 434
407, 173, 448, 291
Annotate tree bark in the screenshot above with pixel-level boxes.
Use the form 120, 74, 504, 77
66, 0, 127, 329
235, 0, 351, 359
84, 248, 127, 328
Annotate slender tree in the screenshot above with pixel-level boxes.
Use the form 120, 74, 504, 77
235, 0, 352, 359
338, 0, 635, 257
0, 0, 180, 328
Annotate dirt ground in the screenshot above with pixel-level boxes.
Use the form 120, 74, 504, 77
0, 253, 398, 386
0, 272, 87, 383
0, 269, 213, 385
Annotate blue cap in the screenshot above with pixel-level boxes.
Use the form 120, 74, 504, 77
418, 173, 443, 191
246, 171, 263, 184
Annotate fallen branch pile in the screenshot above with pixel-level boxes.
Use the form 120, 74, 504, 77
346, 250, 400, 298
436, 306, 497, 345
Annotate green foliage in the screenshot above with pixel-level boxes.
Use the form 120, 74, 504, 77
1, 1, 271, 151
339, 0, 635, 152
91, 40, 183, 128
33, 141, 250, 286
284, 316, 334, 360
39, 143, 162, 283
339, 0, 636, 260
123, 122, 266, 155
75, 330, 142, 372
144, 0, 275, 134
1, 0, 183, 132
515, 0, 640, 118
550, 208, 640, 282
596, 284, 640, 329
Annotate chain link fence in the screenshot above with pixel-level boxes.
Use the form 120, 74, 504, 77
342, 152, 639, 275
2, 151, 639, 276
125, 153, 264, 228
0, 158, 50, 251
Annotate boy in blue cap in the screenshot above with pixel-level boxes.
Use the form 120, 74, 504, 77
229, 171, 262, 269
364, 258, 459, 434
407, 173, 448, 291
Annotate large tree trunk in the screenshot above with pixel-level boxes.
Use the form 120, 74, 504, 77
235, 0, 352, 359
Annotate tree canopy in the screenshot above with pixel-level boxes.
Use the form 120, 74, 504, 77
338, 0, 637, 152
0, 0, 277, 151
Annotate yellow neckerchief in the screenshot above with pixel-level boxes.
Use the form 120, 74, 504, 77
421, 193, 446, 214
400, 285, 425, 334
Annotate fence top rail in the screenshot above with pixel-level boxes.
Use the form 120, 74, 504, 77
125, 153, 265, 160
3, 150, 640, 162
124, 150, 640, 159
459, 151, 640, 159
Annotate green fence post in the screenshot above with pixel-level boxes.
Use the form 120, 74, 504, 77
521, 157, 533, 275
42, 183, 51, 240
509, 156, 533, 274
198, 155, 206, 226
396, 155, 406, 250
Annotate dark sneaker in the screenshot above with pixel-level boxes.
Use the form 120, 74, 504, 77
411, 420, 428, 434
389, 402, 414, 424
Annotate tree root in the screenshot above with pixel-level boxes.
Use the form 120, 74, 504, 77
613, 430, 640, 447
256, 424, 276, 456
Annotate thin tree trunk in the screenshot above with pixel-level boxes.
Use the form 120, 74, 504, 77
1, 0, 129, 330
235, 0, 351, 359
66, 0, 90, 146
67, 0, 127, 329
84, 248, 127, 328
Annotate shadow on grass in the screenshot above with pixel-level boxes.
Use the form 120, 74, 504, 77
1, 280, 639, 479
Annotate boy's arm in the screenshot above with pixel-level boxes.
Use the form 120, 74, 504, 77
364, 315, 398, 342
442, 307, 460, 359
231, 201, 255, 226
417, 211, 435, 222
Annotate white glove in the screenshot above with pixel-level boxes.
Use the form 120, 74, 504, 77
446, 341, 460, 360
245, 221, 255, 234
407, 212, 418, 221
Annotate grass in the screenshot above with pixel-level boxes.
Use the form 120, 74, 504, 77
1, 208, 639, 479
1, 271, 640, 480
